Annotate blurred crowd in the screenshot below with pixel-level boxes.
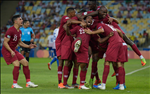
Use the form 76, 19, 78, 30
1, 0, 150, 48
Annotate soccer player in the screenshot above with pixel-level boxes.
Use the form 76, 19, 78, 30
48, 26, 59, 70
83, 3, 146, 66
47, 32, 54, 59
2, 15, 38, 88
84, 21, 128, 90
55, 7, 86, 89
20, 20, 35, 69
65, 16, 114, 89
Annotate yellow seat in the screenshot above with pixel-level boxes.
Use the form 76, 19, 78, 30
36, 9, 41, 14
46, 9, 51, 15
24, 6, 28, 10
28, 6, 33, 11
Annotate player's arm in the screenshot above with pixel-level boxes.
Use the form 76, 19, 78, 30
3, 37, 14, 53
84, 28, 104, 35
116, 28, 123, 38
108, 17, 119, 24
80, 11, 98, 21
30, 29, 35, 43
18, 38, 37, 49
63, 22, 72, 36
97, 32, 114, 43
67, 19, 87, 28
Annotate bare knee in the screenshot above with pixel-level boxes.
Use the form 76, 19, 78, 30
12, 60, 20, 66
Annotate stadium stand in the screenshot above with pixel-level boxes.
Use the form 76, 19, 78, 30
1, 0, 150, 48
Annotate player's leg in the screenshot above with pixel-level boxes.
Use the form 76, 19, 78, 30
12, 60, 23, 88
72, 60, 79, 88
25, 46, 30, 62
123, 34, 146, 66
20, 48, 25, 70
121, 63, 126, 89
89, 52, 100, 89
57, 56, 64, 88
112, 63, 119, 85
49, 47, 52, 58
63, 59, 74, 89
116, 62, 124, 90
78, 63, 89, 89
98, 61, 110, 90
67, 61, 73, 81
19, 58, 38, 88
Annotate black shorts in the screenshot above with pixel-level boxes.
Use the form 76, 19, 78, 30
20, 41, 31, 53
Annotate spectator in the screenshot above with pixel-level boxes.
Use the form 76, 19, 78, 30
46, 22, 52, 28
139, 33, 143, 38
123, 18, 128, 24
137, 10, 143, 18
134, 37, 140, 47
130, 32, 135, 41
7, 19, 13, 25
109, 11, 113, 17
16, 5, 21, 12
21, 5, 26, 13
136, 4, 142, 11
18, 0, 25, 6
31, 12, 37, 21
54, 0, 61, 8
55, 5, 61, 13
119, 3, 126, 11
126, 11, 132, 18
41, 23, 46, 30
126, 3, 132, 11
35, 30, 41, 39
117, 11, 123, 18
141, 5, 147, 11
54, 13, 60, 22
29, 1, 34, 6
34, 14, 42, 22
143, 30, 149, 42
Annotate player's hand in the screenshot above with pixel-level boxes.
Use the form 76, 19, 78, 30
11, 51, 15, 57
109, 32, 114, 37
84, 28, 92, 34
81, 22, 87, 28
29, 43, 37, 49
108, 17, 113, 24
30, 38, 34, 43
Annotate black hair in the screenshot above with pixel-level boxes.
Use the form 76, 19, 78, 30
98, 5, 107, 11
23, 20, 29, 24
78, 9, 86, 13
11, 15, 21, 24
88, 0, 97, 5
67, 7, 75, 13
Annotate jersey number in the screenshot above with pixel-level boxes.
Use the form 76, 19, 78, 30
13, 35, 17, 41
106, 24, 116, 31
79, 28, 85, 34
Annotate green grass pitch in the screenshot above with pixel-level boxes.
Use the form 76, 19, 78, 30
1, 57, 150, 94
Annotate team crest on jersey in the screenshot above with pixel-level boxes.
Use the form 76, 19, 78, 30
7, 35, 11, 38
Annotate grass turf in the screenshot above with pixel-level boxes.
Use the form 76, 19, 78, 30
1, 57, 150, 94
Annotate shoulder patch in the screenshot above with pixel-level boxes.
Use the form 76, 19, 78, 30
83, 12, 87, 15
7, 35, 11, 38
65, 17, 69, 19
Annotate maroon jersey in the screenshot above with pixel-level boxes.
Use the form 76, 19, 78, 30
2, 26, 21, 51
70, 26, 99, 50
55, 16, 70, 44
61, 16, 79, 45
97, 23, 122, 44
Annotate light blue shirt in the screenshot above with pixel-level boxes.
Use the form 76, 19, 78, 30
20, 27, 34, 41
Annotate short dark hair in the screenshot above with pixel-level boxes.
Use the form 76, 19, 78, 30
23, 20, 29, 24
98, 6, 107, 11
67, 7, 75, 13
88, 0, 97, 5
11, 15, 20, 24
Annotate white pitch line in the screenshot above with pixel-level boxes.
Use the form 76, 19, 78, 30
126, 65, 150, 75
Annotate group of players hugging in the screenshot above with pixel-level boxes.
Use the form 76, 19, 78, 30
54, 1, 146, 90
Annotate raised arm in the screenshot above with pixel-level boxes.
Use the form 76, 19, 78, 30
80, 11, 98, 21
97, 32, 114, 43
108, 17, 119, 24
84, 28, 104, 35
